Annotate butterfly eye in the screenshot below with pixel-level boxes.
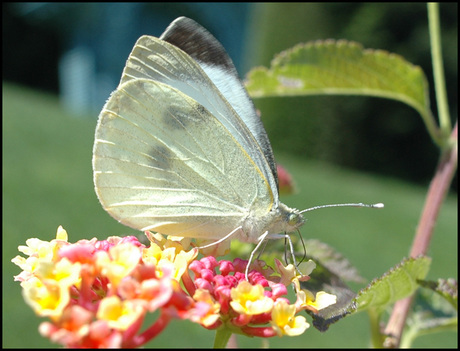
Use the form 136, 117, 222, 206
287, 212, 302, 227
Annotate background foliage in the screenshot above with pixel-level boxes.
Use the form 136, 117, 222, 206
3, 3, 457, 188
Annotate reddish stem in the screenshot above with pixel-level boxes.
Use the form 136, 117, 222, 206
241, 325, 277, 338
181, 269, 197, 297
124, 310, 172, 348
383, 123, 457, 348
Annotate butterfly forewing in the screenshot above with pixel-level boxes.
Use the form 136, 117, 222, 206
120, 32, 279, 200
159, 17, 278, 184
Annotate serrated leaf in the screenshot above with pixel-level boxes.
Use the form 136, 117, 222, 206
401, 284, 458, 347
417, 278, 458, 310
245, 40, 430, 119
354, 256, 431, 313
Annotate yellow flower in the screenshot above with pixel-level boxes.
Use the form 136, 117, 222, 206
16, 239, 53, 264
97, 296, 144, 331
146, 232, 192, 252
142, 242, 164, 266
22, 276, 70, 318
55, 225, 69, 241
12, 226, 70, 275
274, 258, 316, 288
296, 289, 337, 313
97, 243, 141, 287
271, 300, 310, 336
192, 289, 221, 327
37, 257, 81, 286
230, 281, 274, 315
21, 258, 81, 318
171, 249, 197, 280
142, 241, 197, 281
195, 237, 231, 257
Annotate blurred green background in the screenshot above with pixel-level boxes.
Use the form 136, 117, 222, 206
3, 3, 457, 348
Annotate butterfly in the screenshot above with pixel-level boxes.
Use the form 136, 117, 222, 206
92, 16, 382, 267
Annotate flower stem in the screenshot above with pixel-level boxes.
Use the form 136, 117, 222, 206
126, 310, 172, 348
213, 327, 233, 348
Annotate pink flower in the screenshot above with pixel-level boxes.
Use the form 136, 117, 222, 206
12, 226, 336, 347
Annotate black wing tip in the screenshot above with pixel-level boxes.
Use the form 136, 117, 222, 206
160, 16, 235, 72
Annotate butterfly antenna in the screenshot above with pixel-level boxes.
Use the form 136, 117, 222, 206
300, 202, 384, 214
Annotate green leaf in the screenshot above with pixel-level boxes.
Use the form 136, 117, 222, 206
354, 256, 431, 313
245, 40, 435, 135
401, 280, 458, 347
302, 256, 432, 331
417, 278, 458, 310
246, 40, 429, 112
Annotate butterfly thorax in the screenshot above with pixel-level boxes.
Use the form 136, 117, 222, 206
241, 202, 305, 244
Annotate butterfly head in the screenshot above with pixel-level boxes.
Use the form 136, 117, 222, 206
279, 202, 305, 233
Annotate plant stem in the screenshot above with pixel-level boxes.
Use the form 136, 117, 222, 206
382, 4, 458, 347
369, 308, 385, 348
383, 122, 457, 348
409, 126, 457, 258
428, 2, 452, 140
214, 328, 233, 348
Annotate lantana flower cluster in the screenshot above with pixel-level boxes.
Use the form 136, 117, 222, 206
12, 226, 336, 348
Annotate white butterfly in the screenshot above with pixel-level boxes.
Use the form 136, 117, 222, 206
92, 17, 382, 264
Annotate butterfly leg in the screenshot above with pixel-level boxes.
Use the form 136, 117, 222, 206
196, 226, 243, 250
246, 231, 270, 280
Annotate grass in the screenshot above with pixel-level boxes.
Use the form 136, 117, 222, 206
2, 82, 457, 348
